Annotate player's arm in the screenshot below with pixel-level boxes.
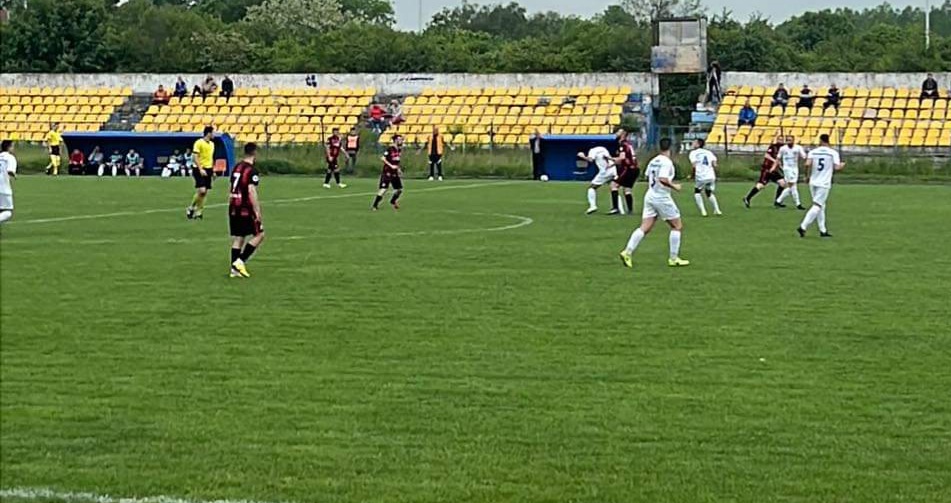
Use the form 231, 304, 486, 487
248, 184, 262, 221
381, 155, 396, 170
6, 158, 18, 179
658, 176, 681, 192
804, 157, 813, 183
576, 152, 592, 162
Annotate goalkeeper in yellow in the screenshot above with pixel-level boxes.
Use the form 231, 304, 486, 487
186, 126, 216, 220
44, 123, 63, 176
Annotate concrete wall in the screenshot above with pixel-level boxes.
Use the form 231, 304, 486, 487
0, 73, 658, 96
723, 72, 951, 90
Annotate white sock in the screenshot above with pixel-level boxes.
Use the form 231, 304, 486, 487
817, 207, 827, 233
800, 205, 820, 229
694, 193, 707, 215
0, 210, 11, 223
587, 188, 597, 209
669, 230, 682, 259
111, 165, 117, 176
777, 188, 790, 204
625, 228, 645, 254
708, 194, 721, 214
98, 165, 104, 176
791, 186, 801, 206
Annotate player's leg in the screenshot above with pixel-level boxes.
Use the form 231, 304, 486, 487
608, 181, 621, 214
705, 182, 722, 215
238, 226, 266, 270
0, 195, 13, 224
790, 183, 803, 209
0, 209, 12, 224
333, 165, 346, 188
623, 188, 634, 214
428, 155, 436, 180
798, 186, 825, 236
620, 204, 657, 267
773, 179, 787, 207
744, 179, 765, 207
323, 163, 333, 188
665, 217, 688, 265
435, 155, 443, 180
389, 177, 404, 209
230, 235, 246, 277
693, 182, 707, 216
111, 163, 117, 177
51, 154, 60, 175
586, 183, 600, 214
372, 176, 388, 210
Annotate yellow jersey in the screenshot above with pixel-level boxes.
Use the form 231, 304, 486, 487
192, 138, 215, 170
45, 130, 62, 146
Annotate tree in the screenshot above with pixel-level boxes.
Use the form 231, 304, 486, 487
429, 1, 530, 39
0, 0, 112, 72
244, 0, 345, 39
620, 0, 704, 23
339, 0, 394, 25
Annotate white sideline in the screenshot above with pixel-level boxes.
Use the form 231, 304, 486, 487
0, 487, 291, 503
15, 180, 524, 225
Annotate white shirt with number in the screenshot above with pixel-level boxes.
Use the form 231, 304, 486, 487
645, 154, 677, 198
688, 148, 717, 182
807, 146, 840, 188
0, 151, 17, 196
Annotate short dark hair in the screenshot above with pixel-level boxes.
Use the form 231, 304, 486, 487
819, 134, 830, 144
1, 139, 11, 151
659, 138, 672, 151
244, 142, 257, 155
203, 125, 214, 136
695, 138, 705, 148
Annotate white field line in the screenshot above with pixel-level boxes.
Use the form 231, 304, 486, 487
14, 181, 524, 225
0, 486, 291, 503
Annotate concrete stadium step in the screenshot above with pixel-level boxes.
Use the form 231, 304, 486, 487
103, 93, 153, 131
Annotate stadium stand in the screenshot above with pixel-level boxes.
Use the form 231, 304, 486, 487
0, 87, 132, 141
709, 85, 951, 148
134, 87, 375, 144
381, 86, 630, 146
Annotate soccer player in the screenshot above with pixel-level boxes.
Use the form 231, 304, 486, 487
577, 145, 616, 214
743, 134, 787, 208
611, 128, 639, 215
44, 123, 62, 176
322, 127, 348, 189
797, 134, 844, 238
372, 135, 404, 211
775, 135, 807, 210
619, 138, 689, 268
0, 140, 18, 225
688, 139, 722, 216
229, 143, 265, 278
125, 149, 143, 177
186, 126, 216, 220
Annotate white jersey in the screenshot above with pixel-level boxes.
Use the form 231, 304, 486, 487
779, 144, 806, 171
645, 154, 676, 198
587, 146, 612, 171
807, 146, 840, 188
688, 148, 717, 181
0, 151, 17, 196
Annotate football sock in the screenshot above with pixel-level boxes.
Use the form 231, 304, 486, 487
709, 195, 722, 214
777, 188, 790, 204
586, 188, 597, 208
333, 172, 341, 184
372, 195, 383, 208
610, 190, 619, 210
775, 185, 784, 201
669, 230, 682, 259
97, 165, 104, 176
111, 165, 117, 177
624, 228, 645, 254
817, 207, 827, 233
240, 243, 257, 262
746, 186, 760, 200
791, 186, 802, 206
694, 193, 706, 215
196, 195, 205, 213
189, 193, 200, 209
390, 190, 402, 204
800, 205, 820, 229
231, 247, 241, 263
323, 170, 333, 184
624, 193, 634, 213
0, 210, 12, 223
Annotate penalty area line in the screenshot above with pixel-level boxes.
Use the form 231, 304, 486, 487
0, 486, 293, 503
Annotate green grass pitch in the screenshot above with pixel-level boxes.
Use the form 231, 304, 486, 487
1, 176, 950, 503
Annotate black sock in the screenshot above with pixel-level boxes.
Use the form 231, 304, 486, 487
436, 162, 443, 177
240, 243, 257, 262
390, 190, 401, 205
333, 172, 341, 184
746, 186, 760, 200
372, 195, 382, 208
324, 171, 332, 184
624, 193, 634, 212
231, 247, 240, 264
610, 190, 619, 210
775, 185, 784, 201
429, 163, 436, 177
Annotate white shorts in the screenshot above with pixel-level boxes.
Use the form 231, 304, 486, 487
783, 167, 799, 184
695, 178, 716, 191
591, 167, 617, 186
642, 194, 681, 221
0, 193, 12, 210
810, 185, 831, 206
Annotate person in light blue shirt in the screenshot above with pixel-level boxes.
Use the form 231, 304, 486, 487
738, 99, 757, 126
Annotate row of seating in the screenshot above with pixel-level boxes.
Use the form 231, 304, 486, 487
379, 126, 612, 147
162, 96, 369, 107
0, 87, 133, 96
402, 104, 622, 116
729, 86, 941, 99
709, 129, 951, 148
228, 87, 375, 97
146, 105, 365, 117
139, 114, 358, 126
720, 105, 951, 121
418, 86, 633, 96
405, 95, 627, 106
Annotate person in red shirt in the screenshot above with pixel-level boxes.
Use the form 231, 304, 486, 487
152, 85, 170, 105
611, 128, 640, 215
369, 104, 385, 133
743, 133, 788, 208
68, 149, 85, 175
372, 135, 404, 211
322, 127, 348, 189
228, 143, 265, 278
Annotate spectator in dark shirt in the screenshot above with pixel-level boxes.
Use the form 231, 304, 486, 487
87, 146, 103, 175
174, 77, 187, 98
824, 84, 841, 110
220, 76, 234, 100
68, 149, 85, 175
530, 129, 545, 180
797, 85, 815, 110
193, 76, 217, 99
921, 73, 939, 99
707, 60, 722, 104
771, 84, 790, 109
738, 99, 757, 126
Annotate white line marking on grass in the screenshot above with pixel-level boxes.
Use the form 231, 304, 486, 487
15, 181, 524, 225
0, 487, 291, 503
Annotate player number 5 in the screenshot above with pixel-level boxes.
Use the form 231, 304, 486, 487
816, 158, 826, 172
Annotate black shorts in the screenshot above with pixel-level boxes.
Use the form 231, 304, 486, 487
327, 159, 339, 170
50, 146, 61, 156
616, 167, 640, 188
429, 154, 442, 164
758, 168, 783, 185
229, 214, 262, 237
379, 174, 403, 190
192, 168, 213, 189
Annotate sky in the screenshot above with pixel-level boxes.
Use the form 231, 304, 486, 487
393, 0, 924, 30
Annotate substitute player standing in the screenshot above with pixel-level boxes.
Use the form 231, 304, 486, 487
186, 126, 215, 220
775, 135, 807, 209
322, 127, 348, 189
372, 135, 404, 211
229, 143, 265, 278
743, 134, 787, 208
577, 145, 615, 214
797, 134, 844, 238
688, 139, 722, 216
611, 128, 639, 215
619, 138, 689, 268
0, 140, 18, 225
44, 123, 62, 176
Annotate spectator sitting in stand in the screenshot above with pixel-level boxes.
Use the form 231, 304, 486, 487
369, 103, 385, 133
86, 146, 104, 175
193, 76, 217, 99
797, 84, 815, 110
387, 99, 404, 126
125, 149, 143, 176
921, 73, 939, 99
771, 83, 790, 109
824, 84, 841, 110
68, 149, 85, 175
220, 75, 234, 100
738, 99, 757, 126
174, 77, 187, 98
152, 85, 170, 105
305, 75, 317, 87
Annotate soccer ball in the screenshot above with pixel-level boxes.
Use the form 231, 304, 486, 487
540, 174, 549, 182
